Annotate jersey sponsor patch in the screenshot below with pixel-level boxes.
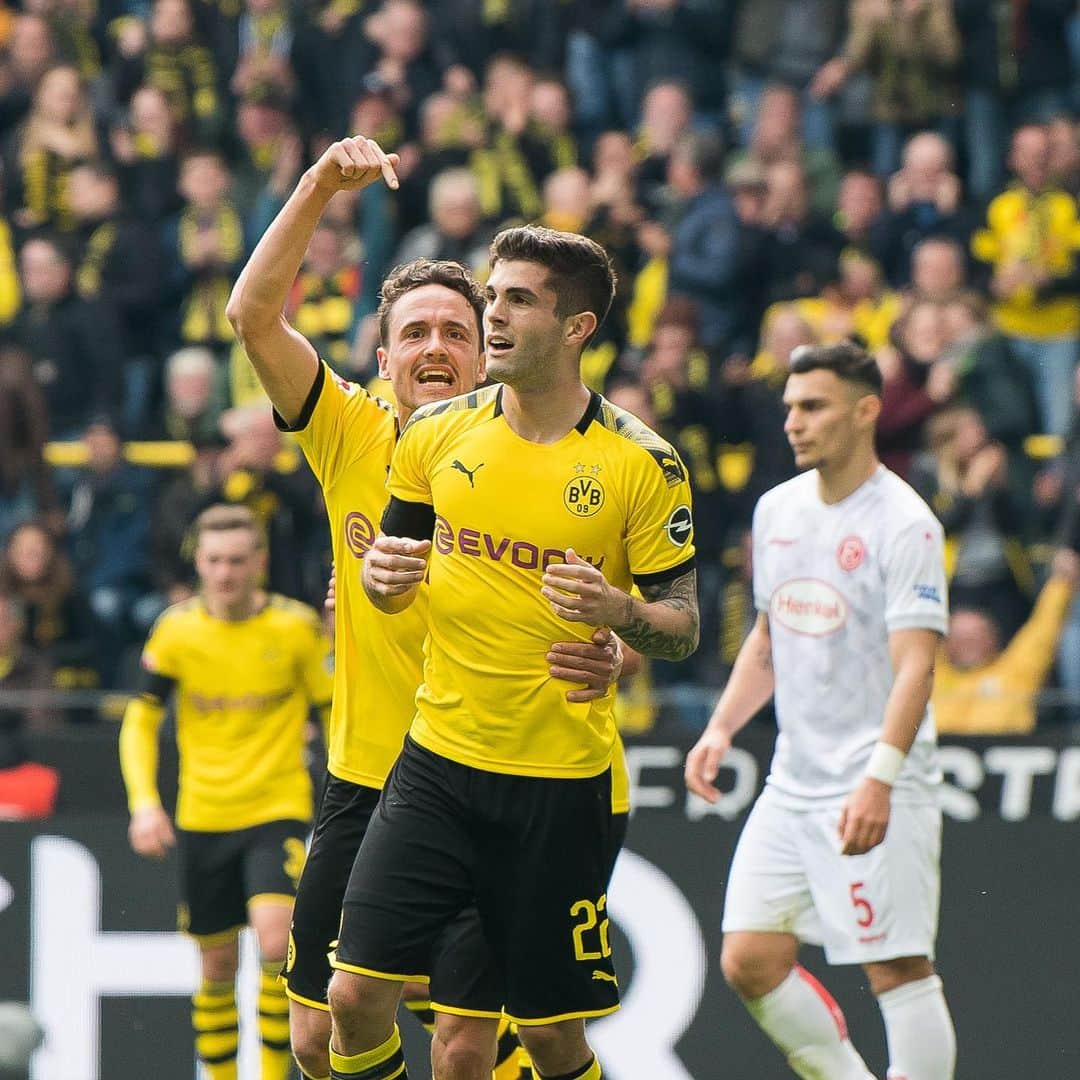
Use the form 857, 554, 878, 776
913, 583, 942, 603
837, 535, 866, 572
344, 511, 376, 558
664, 505, 693, 547
770, 579, 847, 636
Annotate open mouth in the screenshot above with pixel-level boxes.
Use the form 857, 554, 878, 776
415, 366, 456, 386
486, 336, 513, 356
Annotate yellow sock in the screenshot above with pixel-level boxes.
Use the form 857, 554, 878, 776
257, 961, 292, 1080
403, 996, 436, 1035
531, 1055, 601, 1080
192, 977, 238, 1080
493, 1017, 531, 1080
329, 1023, 408, 1078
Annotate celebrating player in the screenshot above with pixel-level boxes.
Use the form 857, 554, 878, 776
119, 504, 334, 1080
341, 224, 700, 1080
685, 341, 957, 1080
227, 137, 625, 1080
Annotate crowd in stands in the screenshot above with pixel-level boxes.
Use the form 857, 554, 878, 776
3, 0, 1080, 740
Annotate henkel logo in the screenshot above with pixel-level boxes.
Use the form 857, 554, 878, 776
770, 579, 847, 636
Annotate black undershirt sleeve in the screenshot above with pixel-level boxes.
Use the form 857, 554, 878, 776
381, 496, 436, 541
134, 667, 177, 705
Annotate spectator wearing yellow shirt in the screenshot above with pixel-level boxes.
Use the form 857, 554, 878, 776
971, 122, 1080, 438
934, 548, 1080, 734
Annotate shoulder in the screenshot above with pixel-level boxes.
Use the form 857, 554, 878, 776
149, 595, 202, 635
756, 471, 814, 519
266, 594, 324, 632
399, 384, 501, 438
877, 470, 941, 533
594, 395, 687, 487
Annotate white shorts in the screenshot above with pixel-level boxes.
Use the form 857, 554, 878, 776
722, 787, 942, 965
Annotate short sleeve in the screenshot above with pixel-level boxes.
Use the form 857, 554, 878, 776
751, 497, 770, 614
625, 448, 696, 584
141, 613, 182, 680
883, 518, 949, 634
386, 413, 435, 507
280, 360, 395, 487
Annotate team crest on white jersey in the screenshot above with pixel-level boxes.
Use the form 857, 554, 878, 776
837, 535, 866, 572
770, 579, 847, 636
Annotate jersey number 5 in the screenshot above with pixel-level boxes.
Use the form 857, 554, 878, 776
849, 881, 875, 928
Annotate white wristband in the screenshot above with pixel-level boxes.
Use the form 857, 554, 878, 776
865, 742, 906, 786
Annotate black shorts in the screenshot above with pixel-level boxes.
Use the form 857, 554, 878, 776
333, 737, 621, 1025
284, 772, 508, 1015
284, 775, 381, 1009
176, 819, 309, 940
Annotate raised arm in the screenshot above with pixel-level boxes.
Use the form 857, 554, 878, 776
684, 612, 775, 802
226, 136, 399, 425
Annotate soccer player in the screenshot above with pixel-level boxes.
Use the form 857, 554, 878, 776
119, 503, 334, 1080
339, 224, 700, 1080
685, 341, 957, 1080
227, 137, 625, 1080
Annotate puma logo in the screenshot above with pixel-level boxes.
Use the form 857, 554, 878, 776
591, 970, 618, 984
451, 459, 484, 487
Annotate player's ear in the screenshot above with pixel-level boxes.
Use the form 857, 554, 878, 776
376, 346, 390, 381
564, 310, 598, 347
855, 392, 882, 428
475, 347, 487, 383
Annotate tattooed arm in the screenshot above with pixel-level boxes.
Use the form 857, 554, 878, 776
540, 549, 699, 662
684, 612, 775, 802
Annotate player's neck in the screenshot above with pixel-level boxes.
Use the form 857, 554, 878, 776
500, 380, 592, 444
816, 447, 880, 504
202, 589, 266, 622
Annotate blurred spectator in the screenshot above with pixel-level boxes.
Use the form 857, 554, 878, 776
540, 166, 592, 234
10, 233, 124, 437
60, 416, 156, 681
0, 593, 57, 752
0, 521, 100, 689
1047, 112, 1080, 196
230, 81, 300, 222
811, 0, 961, 177
0, 344, 56, 543
728, 82, 842, 216
939, 290, 1039, 452
157, 345, 228, 442
833, 168, 885, 255
665, 129, 741, 351
210, 405, 321, 602
911, 405, 1035, 635
876, 131, 976, 286
909, 234, 968, 302
361, 0, 441, 139
108, 84, 184, 223
67, 160, 166, 436
877, 297, 955, 477
228, 0, 295, 105
954, 0, 1076, 201
761, 158, 844, 304
594, 0, 729, 121
729, 0, 846, 149
429, 0, 564, 86
148, 433, 222, 604
3, 63, 99, 234
933, 547, 1080, 733
394, 167, 491, 275
529, 75, 578, 174
283, 219, 362, 373
972, 122, 1080, 437
0, 14, 55, 140
166, 148, 244, 359
635, 78, 693, 218
112, 0, 223, 145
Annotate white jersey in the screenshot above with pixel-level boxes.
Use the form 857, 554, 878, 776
753, 466, 948, 807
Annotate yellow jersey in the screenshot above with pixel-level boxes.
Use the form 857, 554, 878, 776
388, 385, 696, 779
122, 594, 333, 831
283, 360, 433, 789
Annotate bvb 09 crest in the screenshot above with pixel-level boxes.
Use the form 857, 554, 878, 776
564, 472, 606, 517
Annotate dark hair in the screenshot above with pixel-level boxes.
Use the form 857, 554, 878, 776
377, 259, 485, 345
673, 130, 725, 183
489, 225, 616, 334
788, 340, 883, 397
